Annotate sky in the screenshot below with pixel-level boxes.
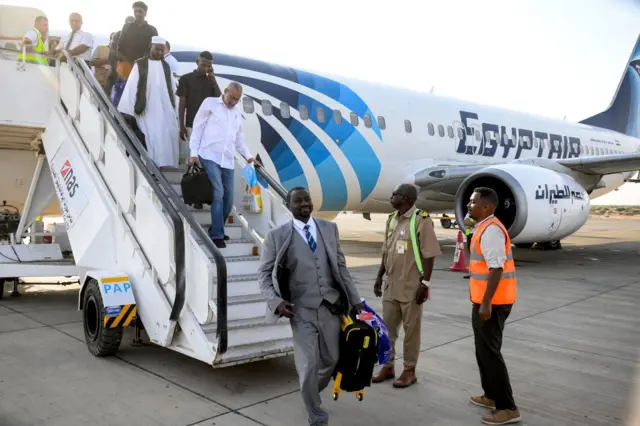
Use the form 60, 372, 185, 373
6, 0, 640, 123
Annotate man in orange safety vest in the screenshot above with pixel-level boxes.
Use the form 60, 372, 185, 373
466, 187, 521, 425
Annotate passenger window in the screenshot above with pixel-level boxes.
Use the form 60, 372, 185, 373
333, 110, 342, 125
405, 120, 412, 133
428, 123, 435, 136
378, 116, 386, 130
243, 97, 254, 114
447, 126, 454, 138
350, 112, 359, 126
364, 114, 373, 128
281, 102, 290, 119
438, 125, 445, 137
262, 100, 273, 116
475, 130, 481, 141
457, 128, 464, 139
300, 105, 309, 120
534, 138, 539, 148
316, 107, 325, 123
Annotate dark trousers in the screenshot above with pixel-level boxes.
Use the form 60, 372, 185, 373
472, 303, 516, 410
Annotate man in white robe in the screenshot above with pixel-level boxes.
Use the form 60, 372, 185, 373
118, 35, 179, 167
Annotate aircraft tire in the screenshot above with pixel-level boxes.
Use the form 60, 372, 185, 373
440, 218, 452, 229
538, 240, 562, 251
0, 279, 4, 299
82, 278, 123, 357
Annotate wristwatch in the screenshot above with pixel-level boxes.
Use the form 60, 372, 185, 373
421, 279, 431, 288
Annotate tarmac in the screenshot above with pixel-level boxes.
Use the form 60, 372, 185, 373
0, 214, 639, 426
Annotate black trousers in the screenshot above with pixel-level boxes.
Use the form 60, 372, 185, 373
472, 303, 516, 410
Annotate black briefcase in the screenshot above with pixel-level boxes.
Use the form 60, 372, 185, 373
181, 164, 212, 206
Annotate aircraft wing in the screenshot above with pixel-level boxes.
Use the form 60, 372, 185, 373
414, 154, 640, 197
557, 152, 640, 175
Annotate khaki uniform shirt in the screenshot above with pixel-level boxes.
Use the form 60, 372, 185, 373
382, 206, 441, 302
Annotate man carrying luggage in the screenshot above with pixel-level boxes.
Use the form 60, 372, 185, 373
372, 183, 441, 388
466, 187, 521, 425
188, 82, 258, 248
258, 186, 364, 426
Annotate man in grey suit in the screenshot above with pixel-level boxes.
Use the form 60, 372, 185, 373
259, 186, 364, 426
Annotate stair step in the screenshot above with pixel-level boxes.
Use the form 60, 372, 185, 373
211, 255, 259, 276
191, 223, 244, 239
161, 167, 187, 184
204, 320, 292, 349
218, 273, 260, 298
211, 338, 294, 367
203, 316, 287, 333
208, 239, 256, 257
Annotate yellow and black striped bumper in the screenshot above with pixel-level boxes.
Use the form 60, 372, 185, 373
104, 304, 137, 328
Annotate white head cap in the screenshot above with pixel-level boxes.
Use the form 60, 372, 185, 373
151, 36, 166, 45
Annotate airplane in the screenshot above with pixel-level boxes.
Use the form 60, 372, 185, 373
166, 33, 640, 250
2, 7, 640, 251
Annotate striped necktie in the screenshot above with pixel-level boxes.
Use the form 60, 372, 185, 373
303, 224, 317, 253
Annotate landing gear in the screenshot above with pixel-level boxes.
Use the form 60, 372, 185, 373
515, 243, 535, 249
0, 278, 21, 298
82, 278, 123, 356
10, 278, 20, 297
538, 240, 562, 251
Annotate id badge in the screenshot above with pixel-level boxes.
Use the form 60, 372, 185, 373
396, 240, 407, 254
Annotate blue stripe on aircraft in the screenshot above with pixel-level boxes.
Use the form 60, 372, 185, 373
247, 97, 348, 211
255, 115, 307, 190
172, 51, 382, 139
221, 74, 381, 201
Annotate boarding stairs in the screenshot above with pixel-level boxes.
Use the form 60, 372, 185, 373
9, 50, 295, 367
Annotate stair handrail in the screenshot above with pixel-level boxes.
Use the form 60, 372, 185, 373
63, 53, 228, 354
255, 165, 288, 202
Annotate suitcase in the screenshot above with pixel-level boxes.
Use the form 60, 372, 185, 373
180, 164, 213, 206
331, 312, 379, 402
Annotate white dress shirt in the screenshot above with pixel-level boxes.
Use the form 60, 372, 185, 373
293, 216, 317, 243
189, 97, 252, 169
56, 30, 94, 61
476, 214, 507, 269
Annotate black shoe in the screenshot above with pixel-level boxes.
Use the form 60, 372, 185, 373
224, 235, 230, 241
213, 239, 226, 249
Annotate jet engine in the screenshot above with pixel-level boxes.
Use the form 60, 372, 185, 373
453, 164, 590, 244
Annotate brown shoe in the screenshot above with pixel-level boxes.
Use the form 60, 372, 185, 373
470, 395, 496, 409
372, 365, 395, 383
392, 368, 417, 388
482, 408, 521, 425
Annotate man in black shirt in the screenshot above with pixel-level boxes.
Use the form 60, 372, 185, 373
176, 51, 222, 143
117, 1, 158, 69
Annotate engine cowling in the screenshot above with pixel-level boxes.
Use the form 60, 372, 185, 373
454, 164, 590, 243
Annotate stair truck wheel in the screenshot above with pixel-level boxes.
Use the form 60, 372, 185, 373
82, 278, 123, 356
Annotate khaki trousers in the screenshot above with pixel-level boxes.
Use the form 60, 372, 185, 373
382, 299, 423, 369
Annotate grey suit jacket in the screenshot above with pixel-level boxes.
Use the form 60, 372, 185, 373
258, 217, 362, 324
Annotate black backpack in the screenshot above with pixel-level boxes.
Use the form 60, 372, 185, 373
331, 313, 379, 401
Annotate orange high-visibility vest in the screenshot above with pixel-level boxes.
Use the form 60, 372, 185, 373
469, 216, 517, 305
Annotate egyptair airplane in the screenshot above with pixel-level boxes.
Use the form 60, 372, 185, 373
2, 21, 639, 250
166, 33, 640, 249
